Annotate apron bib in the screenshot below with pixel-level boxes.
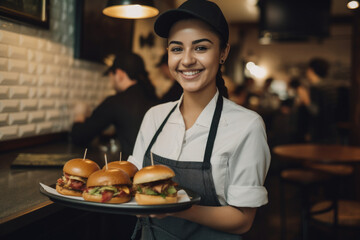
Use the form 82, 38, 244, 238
132, 95, 242, 240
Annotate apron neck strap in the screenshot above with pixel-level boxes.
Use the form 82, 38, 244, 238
145, 104, 177, 155
203, 94, 223, 169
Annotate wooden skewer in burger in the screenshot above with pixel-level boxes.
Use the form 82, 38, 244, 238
133, 152, 178, 205
56, 149, 100, 197
83, 154, 132, 203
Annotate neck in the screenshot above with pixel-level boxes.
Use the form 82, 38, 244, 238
180, 87, 217, 130
120, 79, 137, 92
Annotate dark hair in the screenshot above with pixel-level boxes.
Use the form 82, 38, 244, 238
108, 52, 157, 101
308, 58, 329, 78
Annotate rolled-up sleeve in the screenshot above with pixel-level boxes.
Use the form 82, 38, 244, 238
226, 116, 271, 207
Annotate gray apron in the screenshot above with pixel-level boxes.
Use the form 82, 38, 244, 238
131, 95, 242, 240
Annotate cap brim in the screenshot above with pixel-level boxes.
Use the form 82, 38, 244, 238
154, 9, 200, 38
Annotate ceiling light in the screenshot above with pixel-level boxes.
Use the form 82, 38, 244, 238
103, 0, 159, 19
347, 0, 359, 10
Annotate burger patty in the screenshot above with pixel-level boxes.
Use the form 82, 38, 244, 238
57, 173, 87, 192
134, 179, 177, 197
85, 185, 131, 203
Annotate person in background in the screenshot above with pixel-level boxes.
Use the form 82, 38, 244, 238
129, 0, 270, 239
71, 52, 158, 159
297, 57, 338, 143
157, 52, 183, 103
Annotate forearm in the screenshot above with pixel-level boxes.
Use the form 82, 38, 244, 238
173, 205, 256, 235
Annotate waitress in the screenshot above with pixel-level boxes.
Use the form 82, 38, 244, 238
129, 0, 271, 239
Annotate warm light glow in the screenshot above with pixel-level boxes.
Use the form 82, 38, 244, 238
347, 0, 359, 9
246, 61, 267, 79
103, 4, 159, 19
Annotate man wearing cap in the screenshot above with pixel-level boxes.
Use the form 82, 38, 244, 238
71, 52, 158, 159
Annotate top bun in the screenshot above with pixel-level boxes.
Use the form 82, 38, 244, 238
87, 168, 131, 187
133, 165, 175, 185
103, 161, 138, 178
63, 158, 100, 178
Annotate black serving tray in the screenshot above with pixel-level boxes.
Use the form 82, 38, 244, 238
40, 183, 200, 215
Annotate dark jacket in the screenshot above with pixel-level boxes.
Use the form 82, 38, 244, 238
71, 84, 158, 157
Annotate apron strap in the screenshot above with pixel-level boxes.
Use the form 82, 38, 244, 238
145, 104, 177, 156
203, 95, 223, 170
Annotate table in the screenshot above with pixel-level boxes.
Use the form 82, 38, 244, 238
273, 144, 360, 232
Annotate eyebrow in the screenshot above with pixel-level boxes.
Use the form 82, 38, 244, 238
168, 38, 213, 46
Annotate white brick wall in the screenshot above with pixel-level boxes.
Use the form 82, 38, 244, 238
0, 0, 112, 141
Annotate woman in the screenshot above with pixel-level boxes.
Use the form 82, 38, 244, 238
129, 1, 270, 239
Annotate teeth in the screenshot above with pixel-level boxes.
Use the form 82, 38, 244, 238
182, 70, 200, 76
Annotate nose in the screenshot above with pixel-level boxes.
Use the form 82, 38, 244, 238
181, 49, 196, 67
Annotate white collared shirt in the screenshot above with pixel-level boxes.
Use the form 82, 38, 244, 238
130, 91, 271, 207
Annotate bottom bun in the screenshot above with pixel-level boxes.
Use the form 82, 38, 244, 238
56, 184, 83, 197
82, 192, 131, 204
135, 193, 178, 205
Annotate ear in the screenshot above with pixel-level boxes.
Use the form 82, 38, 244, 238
220, 43, 231, 62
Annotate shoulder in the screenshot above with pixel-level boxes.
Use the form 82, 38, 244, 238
222, 98, 263, 126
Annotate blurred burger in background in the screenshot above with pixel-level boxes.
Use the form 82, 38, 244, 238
103, 161, 138, 180
83, 168, 132, 203
56, 158, 100, 197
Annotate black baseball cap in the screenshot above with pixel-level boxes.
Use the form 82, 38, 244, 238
103, 52, 146, 77
154, 0, 229, 44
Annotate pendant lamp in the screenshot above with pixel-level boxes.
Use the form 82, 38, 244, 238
347, 0, 359, 9
103, 0, 159, 19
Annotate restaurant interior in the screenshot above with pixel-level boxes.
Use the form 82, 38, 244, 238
1, 0, 360, 239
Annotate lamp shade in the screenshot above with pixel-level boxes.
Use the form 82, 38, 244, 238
103, 0, 159, 19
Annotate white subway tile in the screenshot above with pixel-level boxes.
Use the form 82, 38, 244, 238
46, 87, 62, 98
46, 109, 61, 120
8, 112, 28, 124
28, 62, 36, 74
36, 52, 54, 63
0, 30, 20, 45
20, 99, 38, 110
8, 46, 27, 59
38, 99, 55, 109
36, 122, 53, 134
8, 59, 28, 72
27, 49, 35, 61
0, 99, 19, 112
36, 63, 45, 75
0, 113, 8, 126
0, 126, 18, 140
0, 71, 19, 85
35, 87, 46, 98
46, 41, 61, 53
28, 111, 45, 123
18, 124, 36, 137
19, 34, 38, 49
19, 73, 36, 85
0, 44, 8, 57
46, 65, 61, 75
9, 86, 29, 99
0, 57, 8, 71
38, 75, 55, 86
0, 86, 9, 99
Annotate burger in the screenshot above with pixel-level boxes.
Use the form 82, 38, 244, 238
56, 158, 100, 197
102, 161, 138, 179
83, 168, 132, 203
133, 165, 178, 205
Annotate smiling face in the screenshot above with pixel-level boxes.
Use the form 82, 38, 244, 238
167, 19, 229, 96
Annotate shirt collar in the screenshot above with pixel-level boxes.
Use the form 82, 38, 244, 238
168, 90, 220, 128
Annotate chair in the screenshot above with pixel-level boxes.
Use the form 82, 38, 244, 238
279, 168, 334, 240
280, 163, 355, 240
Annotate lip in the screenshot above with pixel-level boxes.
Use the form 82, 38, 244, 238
178, 69, 203, 80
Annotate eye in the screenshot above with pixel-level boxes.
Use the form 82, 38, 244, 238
169, 46, 183, 53
195, 46, 208, 52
